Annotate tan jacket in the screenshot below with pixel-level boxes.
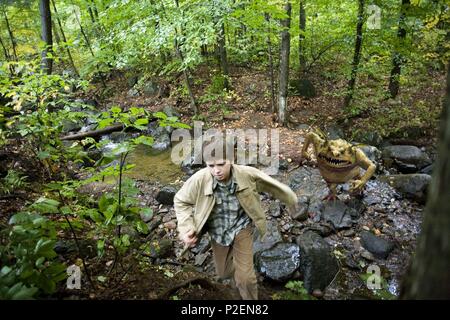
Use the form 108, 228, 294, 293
174, 164, 298, 239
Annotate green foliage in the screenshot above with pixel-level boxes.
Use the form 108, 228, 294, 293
272, 280, 315, 300
360, 272, 396, 300
0, 198, 67, 299
0, 170, 29, 195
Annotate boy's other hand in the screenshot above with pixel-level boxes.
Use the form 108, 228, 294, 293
181, 230, 198, 248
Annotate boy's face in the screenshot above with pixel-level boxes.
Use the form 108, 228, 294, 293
205, 159, 232, 182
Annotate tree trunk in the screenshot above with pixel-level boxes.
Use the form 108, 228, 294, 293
278, 2, 291, 126
3, 9, 18, 61
299, 0, 306, 75
90, 0, 99, 20
388, 0, 410, 99
39, 0, 53, 74
400, 61, 450, 299
0, 35, 10, 61
217, 22, 230, 90
173, 0, 197, 114
265, 13, 276, 113
343, 0, 364, 109
51, 0, 79, 77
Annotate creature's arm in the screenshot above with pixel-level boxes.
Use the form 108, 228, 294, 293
350, 148, 376, 191
301, 132, 324, 161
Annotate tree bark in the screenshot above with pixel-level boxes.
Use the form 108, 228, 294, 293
278, 2, 291, 126
2, 9, 18, 61
400, 61, 450, 299
217, 22, 230, 90
173, 0, 198, 114
343, 0, 364, 109
265, 13, 276, 113
39, 0, 53, 74
388, 0, 410, 99
0, 35, 10, 61
51, 0, 79, 77
299, 0, 306, 75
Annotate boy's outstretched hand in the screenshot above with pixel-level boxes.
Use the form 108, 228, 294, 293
181, 230, 198, 248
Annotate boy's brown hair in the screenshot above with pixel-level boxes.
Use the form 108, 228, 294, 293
202, 134, 236, 163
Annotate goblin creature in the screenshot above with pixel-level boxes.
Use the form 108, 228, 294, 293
301, 132, 376, 200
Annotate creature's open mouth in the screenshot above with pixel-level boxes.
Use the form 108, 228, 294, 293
318, 154, 352, 167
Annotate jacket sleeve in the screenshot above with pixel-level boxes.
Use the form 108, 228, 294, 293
174, 175, 198, 238
253, 168, 298, 206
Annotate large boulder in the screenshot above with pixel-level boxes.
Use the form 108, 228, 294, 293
289, 79, 316, 98
253, 220, 283, 255
255, 242, 301, 282
382, 145, 431, 173
296, 231, 339, 293
288, 167, 329, 201
156, 186, 178, 205
321, 200, 364, 230
379, 174, 431, 203
145, 121, 172, 151
360, 231, 394, 259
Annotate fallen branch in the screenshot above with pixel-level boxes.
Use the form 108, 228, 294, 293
60, 123, 124, 141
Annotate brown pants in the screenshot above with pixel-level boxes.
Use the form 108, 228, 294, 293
210, 225, 258, 300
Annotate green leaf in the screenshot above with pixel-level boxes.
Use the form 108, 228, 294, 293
98, 118, 114, 129
134, 118, 148, 126
37, 151, 51, 159
153, 111, 167, 120
97, 276, 107, 282
140, 207, 153, 220
32, 197, 60, 214
136, 220, 149, 234
111, 106, 122, 114
133, 135, 154, 146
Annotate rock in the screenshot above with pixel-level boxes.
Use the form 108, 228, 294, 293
127, 87, 139, 97
312, 289, 324, 298
194, 253, 208, 266
269, 200, 281, 218
322, 201, 355, 230
379, 174, 431, 203
127, 75, 139, 88
145, 121, 172, 151
142, 80, 160, 96
156, 186, 178, 205
360, 231, 394, 259
353, 131, 383, 147
62, 119, 83, 133
358, 145, 382, 164
278, 159, 289, 171
287, 167, 329, 201
255, 242, 301, 282
419, 164, 433, 175
296, 231, 339, 293
360, 250, 376, 261
289, 196, 308, 221
162, 105, 181, 118
140, 210, 154, 223
289, 79, 316, 98
77, 182, 115, 200
191, 234, 210, 254
253, 220, 283, 255
363, 180, 400, 206
54, 239, 96, 258
146, 239, 173, 259
304, 224, 333, 237
325, 124, 344, 140
147, 216, 162, 233
163, 220, 177, 229
382, 145, 431, 173
342, 229, 355, 237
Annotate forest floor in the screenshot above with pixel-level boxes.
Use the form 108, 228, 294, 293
0, 64, 445, 300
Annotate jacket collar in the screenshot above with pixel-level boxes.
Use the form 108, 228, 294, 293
204, 164, 250, 196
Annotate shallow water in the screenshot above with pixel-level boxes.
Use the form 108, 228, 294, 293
126, 145, 184, 185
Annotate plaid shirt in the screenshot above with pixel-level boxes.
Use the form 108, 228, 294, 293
206, 174, 251, 246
